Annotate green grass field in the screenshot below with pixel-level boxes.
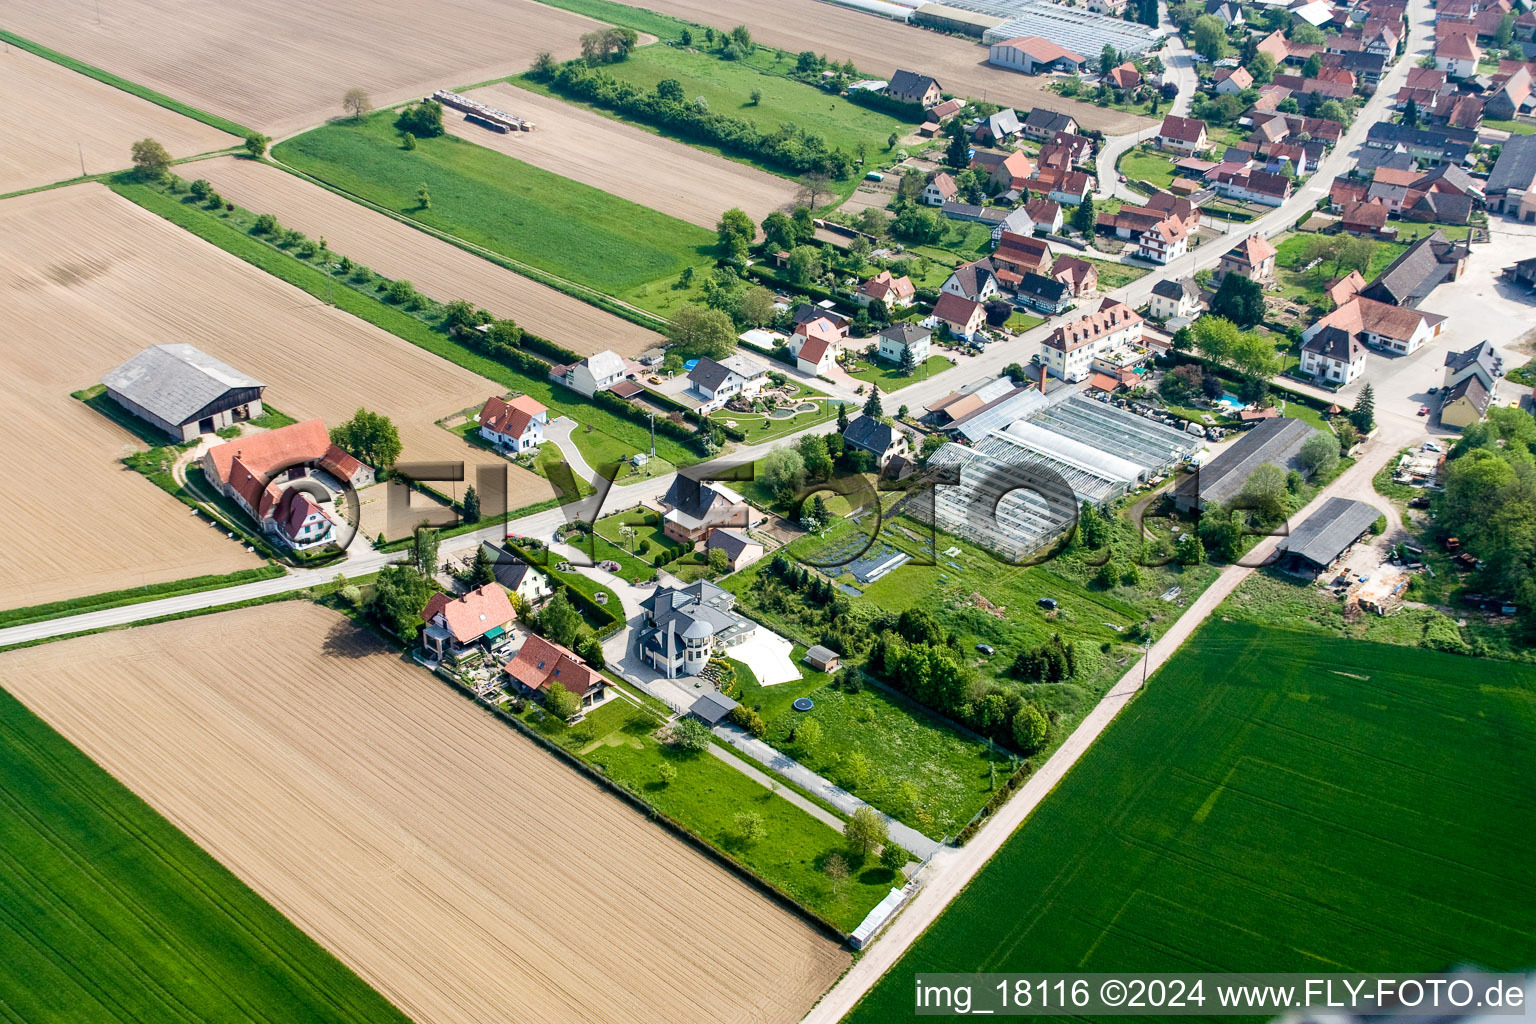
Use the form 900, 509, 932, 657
0, 687, 410, 1023
1083, 256, 1151, 291
1118, 146, 1179, 189
517, 44, 909, 177
1273, 232, 1408, 306
846, 621, 1536, 1021
111, 178, 697, 467
273, 114, 716, 312
509, 688, 896, 931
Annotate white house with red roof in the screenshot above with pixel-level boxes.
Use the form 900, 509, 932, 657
503, 632, 606, 708
787, 331, 838, 376
922, 171, 959, 206
273, 489, 335, 550
1156, 114, 1209, 154
856, 269, 916, 308
1136, 216, 1189, 264
478, 394, 548, 452
932, 291, 987, 340
421, 583, 518, 661
1042, 300, 1145, 381
201, 419, 374, 550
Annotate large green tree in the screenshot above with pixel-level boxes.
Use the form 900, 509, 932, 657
330, 408, 402, 468
666, 306, 737, 359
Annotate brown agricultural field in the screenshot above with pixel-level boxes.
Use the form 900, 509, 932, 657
606, 0, 1154, 134
0, 603, 850, 1024
193, 157, 662, 358
0, 46, 236, 195
0, 0, 616, 137
451, 83, 799, 227
0, 185, 550, 563
0, 196, 263, 610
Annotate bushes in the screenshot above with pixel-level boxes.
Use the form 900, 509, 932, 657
544, 62, 854, 179
730, 704, 767, 737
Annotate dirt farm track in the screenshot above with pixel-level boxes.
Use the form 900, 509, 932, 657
453, 83, 799, 227
0, 0, 611, 137
0, 603, 849, 1024
608, 0, 1155, 135
0, 45, 235, 195
0, 184, 551, 607
194, 157, 663, 359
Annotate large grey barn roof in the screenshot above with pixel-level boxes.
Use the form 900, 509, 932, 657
1175, 417, 1313, 507
1279, 497, 1381, 570
101, 344, 263, 425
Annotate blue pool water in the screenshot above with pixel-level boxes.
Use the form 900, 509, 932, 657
683, 358, 699, 371
1216, 393, 1244, 408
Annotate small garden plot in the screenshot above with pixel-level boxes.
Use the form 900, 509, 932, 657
1082, 256, 1151, 291
1117, 146, 1179, 189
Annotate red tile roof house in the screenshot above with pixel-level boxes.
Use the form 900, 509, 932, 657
856, 269, 916, 308
990, 232, 1054, 277
787, 322, 840, 376
922, 170, 958, 206
1217, 234, 1278, 283
932, 290, 988, 340
1302, 296, 1447, 355
1106, 62, 1142, 90
1157, 115, 1209, 154
1052, 255, 1099, 296
1136, 216, 1189, 264
1340, 198, 1398, 239
972, 149, 1035, 191
201, 418, 373, 550
421, 583, 518, 662
478, 394, 548, 452
503, 632, 606, 710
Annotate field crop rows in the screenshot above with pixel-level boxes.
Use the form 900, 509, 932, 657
847, 621, 1536, 1021
454, 82, 800, 226
0, 685, 413, 1023
0, 45, 235, 195
0, 603, 850, 1024
0, 0, 607, 137
274, 114, 718, 315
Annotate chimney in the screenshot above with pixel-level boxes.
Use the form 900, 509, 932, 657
1039, 364, 1047, 391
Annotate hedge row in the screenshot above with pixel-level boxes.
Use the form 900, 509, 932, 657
539, 62, 856, 179
955, 761, 1035, 845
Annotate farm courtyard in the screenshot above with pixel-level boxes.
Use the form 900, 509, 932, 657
0, 602, 850, 1024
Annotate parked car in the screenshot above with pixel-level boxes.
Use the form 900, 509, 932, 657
1428, 386, 1439, 395
975, 643, 995, 656
1038, 597, 1058, 610
1417, 405, 1429, 416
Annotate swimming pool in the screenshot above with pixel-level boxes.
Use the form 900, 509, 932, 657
1216, 393, 1244, 409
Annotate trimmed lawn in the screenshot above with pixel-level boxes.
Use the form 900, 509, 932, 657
846, 622, 1536, 1021
1391, 220, 1472, 242
713, 396, 844, 444
273, 113, 717, 313
0, 687, 410, 1022
843, 353, 955, 392
517, 687, 896, 931
1005, 310, 1047, 332
1117, 146, 1178, 189
1485, 118, 1536, 136
594, 507, 687, 566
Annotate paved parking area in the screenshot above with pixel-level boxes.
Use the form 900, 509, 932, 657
1328, 218, 1536, 428
729, 628, 801, 686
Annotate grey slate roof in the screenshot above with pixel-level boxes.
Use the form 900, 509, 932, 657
1151, 276, 1200, 301
1301, 325, 1362, 363
986, 108, 1023, 139
1358, 231, 1467, 307
706, 528, 757, 560
1486, 133, 1536, 195
690, 690, 738, 724
689, 354, 765, 395
1444, 373, 1492, 418
879, 322, 932, 347
101, 344, 263, 425
889, 69, 939, 99
661, 475, 741, 523
1280, 496, 1383, 570
641, 580, 754, 658
843, 413, 898, 454
1174, 416, 1313, 507
1445, 340, 1499, 376
1017, 272, 1068, 303
1025, 108, 1075, 134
